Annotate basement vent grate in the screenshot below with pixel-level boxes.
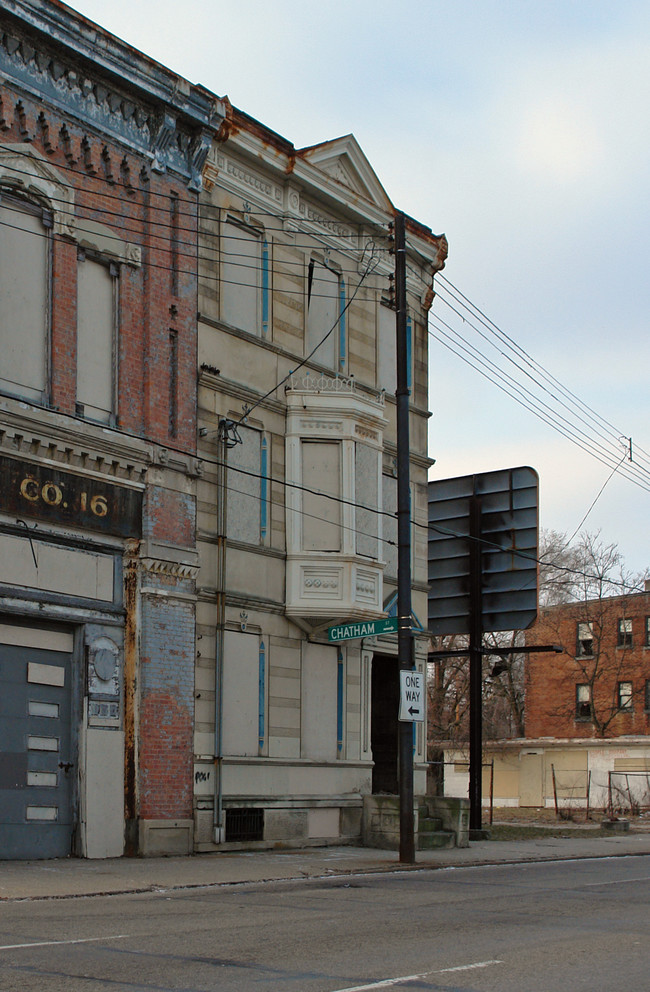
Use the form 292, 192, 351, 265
225, 807, 264, 842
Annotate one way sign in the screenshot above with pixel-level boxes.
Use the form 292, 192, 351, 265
399, 670, 425, 723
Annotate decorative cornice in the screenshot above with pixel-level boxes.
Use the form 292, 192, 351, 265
0, 8, 224, 188
0, 413, 148, 486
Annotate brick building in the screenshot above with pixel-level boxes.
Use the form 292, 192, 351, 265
0, 0, 221, 857
525, 586, 650, 739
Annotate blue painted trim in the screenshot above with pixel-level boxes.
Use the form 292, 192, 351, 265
260, 436, 269, 541
339, 277, 346, 372
262, 240, 270, 337
412, 722, 416, 756
337, 649, 344, 755
258, 640, 266, 752
383, 591, 425, 632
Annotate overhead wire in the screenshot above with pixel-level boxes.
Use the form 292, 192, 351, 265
439, 273, 645, 463
3, 138, 648, 589
428, 317, 650, 494
428, 312, 650, 494
433, 276, 650, 485
0, 152, 395, 263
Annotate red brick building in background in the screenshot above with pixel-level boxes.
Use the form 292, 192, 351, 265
0, 0, 222, 857
525, 586, 650, 740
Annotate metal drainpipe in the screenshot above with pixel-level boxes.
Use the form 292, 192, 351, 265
213, 424, 228, 844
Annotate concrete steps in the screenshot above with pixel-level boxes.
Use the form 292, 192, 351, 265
417, 809, 455, 850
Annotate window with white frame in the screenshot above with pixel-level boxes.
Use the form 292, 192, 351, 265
576, 683, 591, 720
645, 616, 650, 648
76, 252, 118, 424
220, 216, 267, 336
0, 191, 51, 403
617, 617, 633, 648
645, 679, 650, 712
617, 681, 633, 712
576, 621, 594, 657
306, 257, 342, 371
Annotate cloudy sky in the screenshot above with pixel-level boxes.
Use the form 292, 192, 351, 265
69, 0, 650, 576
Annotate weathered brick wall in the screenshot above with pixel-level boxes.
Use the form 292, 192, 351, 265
143, 486, 196, 548
139, 593, 195, 819
1, 48, 205, 840
0, 82, 197, 452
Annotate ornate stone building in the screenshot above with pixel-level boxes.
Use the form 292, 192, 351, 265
0, 0, 221, 857
194, 108, 447, 846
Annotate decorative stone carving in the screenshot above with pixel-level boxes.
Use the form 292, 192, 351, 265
0, 142, 74, 237
150, 112, 176, 173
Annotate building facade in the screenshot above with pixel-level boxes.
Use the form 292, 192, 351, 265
525, 588, 650, 740
0, 0, 446, 858
0, 0, 221, 857
194, 107, 447, 847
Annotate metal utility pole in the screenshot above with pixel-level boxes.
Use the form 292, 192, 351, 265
394, 211, 415, 863
468, 489, 483, 834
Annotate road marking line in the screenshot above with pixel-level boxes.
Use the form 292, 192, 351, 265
583, 876, 650, 887
439, 959, 503, 973
330, 974, 434, 992
330, 960, 503, 991
0, 934, 129, 951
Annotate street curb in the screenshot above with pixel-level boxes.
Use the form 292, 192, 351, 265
3, 847, 649, 902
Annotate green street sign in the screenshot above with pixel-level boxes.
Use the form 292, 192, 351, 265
327, 617, 398, 642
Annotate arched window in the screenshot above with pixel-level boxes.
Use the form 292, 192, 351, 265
0, 190, 51, 403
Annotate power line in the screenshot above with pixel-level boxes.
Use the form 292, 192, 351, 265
428, 318, 650, 494
0, 203, 392, 306
0, 152, 394, 260
432, 276, 650, 486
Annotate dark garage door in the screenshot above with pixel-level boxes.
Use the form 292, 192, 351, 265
0, 641, 75, 859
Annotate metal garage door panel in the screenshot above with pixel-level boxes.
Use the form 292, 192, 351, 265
0, 642, 74, 860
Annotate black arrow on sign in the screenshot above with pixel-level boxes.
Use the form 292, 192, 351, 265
408, 706, 420, 716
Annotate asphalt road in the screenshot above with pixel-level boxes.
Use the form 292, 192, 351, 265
1, 855, 648, 991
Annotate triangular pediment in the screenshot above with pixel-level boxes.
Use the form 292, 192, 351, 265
298, 135, 393, 211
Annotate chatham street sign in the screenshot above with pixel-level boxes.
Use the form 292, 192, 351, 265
327, 617, 398, 642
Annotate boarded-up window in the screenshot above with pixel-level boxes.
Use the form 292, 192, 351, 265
377, 302, 396, 394
77, 256, 116, 423
227, 426, 262, 544
0, 194, 49, 402
377, 303, 411, 394
306, 259, 339, 370
221, 218, 260, 335
355, 444, 380, 559
302, 441, 341, 551
302, 642, 338, 761
221, 631, 260, 757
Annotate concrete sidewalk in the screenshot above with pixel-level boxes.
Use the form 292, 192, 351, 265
2, 830, 649, 901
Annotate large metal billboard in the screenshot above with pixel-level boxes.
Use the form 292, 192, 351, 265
428, 466, 539, 635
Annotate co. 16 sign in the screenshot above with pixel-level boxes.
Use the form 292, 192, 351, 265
0, 455, 143, 538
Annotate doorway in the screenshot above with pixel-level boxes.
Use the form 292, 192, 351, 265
371, 654, 399, 794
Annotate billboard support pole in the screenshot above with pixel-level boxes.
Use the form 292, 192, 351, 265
468, 486, 483, 834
